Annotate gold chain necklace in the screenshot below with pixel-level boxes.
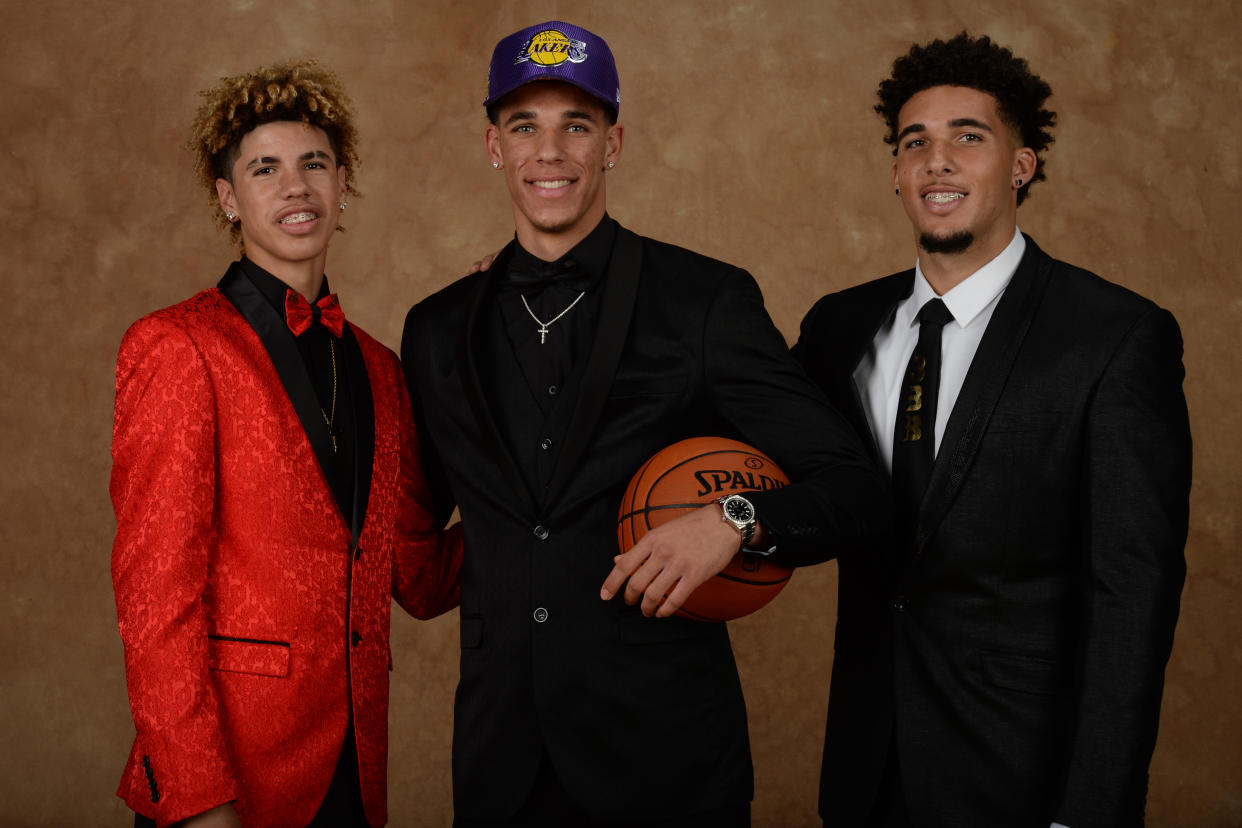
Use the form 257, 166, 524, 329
320, 339, 338, 453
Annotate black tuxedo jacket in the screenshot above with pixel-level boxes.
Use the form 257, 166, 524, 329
401, 224, 887, 821
793, 236, 1191, 827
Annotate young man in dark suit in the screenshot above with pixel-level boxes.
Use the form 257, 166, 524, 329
793, 33, 1191, 828
401, 20, 887, 827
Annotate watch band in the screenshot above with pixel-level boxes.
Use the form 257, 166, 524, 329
717, 494, 757, 550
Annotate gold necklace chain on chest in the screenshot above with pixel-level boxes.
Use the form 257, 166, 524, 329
520, 290, 586, 344
321, 340, 338, 453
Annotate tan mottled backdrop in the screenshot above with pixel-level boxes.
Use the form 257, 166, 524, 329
3, 0, 1238, 825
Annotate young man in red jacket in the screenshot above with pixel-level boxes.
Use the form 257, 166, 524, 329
111, 60, 462, 828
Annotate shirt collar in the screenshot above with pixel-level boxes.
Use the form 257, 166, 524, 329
905, 227, 1025, 329
238, 256, 330, 315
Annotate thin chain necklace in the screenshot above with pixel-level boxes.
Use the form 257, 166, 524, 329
320, 340, 338, 452
521, 291, 586, 344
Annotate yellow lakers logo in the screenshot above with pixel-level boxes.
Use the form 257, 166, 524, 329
516, 28, 589, 66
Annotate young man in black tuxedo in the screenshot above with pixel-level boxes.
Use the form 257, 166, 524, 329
401, 20, 887, 828
793, 33, 1191, 828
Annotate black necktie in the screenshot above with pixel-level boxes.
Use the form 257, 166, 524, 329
891, 298, 954, 547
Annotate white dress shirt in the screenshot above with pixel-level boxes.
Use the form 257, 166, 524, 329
855, 231, 1072, 828
854, 228, 1026, 471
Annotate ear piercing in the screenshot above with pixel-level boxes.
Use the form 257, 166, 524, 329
895, 189, 900, 195
1015, 179, 1023, 187
608, 161, 615, 169
493, 161, 500, 169
339, 202, 348, 211
225, 212, 236, 221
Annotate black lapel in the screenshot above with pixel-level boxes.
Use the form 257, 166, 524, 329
841, 274, 913, 466
799, 272, 912, 467
455, 243, 540, 517
916, 236, 1052, 550
217, 265, 342, 503
541, 228, 643, 509
342, 327, 373, 542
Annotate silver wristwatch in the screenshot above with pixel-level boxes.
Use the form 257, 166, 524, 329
717, 494, 757, 550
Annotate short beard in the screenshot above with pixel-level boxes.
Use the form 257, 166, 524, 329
919, 230, 974, 255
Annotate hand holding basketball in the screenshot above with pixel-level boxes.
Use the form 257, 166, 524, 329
601, 503, 739, 618
606, 436, 795, 621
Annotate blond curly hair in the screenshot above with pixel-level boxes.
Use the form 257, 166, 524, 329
189, 59, 361, 239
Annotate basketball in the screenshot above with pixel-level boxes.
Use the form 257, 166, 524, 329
616, 436, 795, 622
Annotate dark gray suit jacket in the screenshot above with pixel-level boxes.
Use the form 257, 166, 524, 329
402, 223, 888, 821
793, 236, 1191, 827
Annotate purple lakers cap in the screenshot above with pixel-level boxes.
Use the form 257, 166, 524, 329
484, 21, 620, 114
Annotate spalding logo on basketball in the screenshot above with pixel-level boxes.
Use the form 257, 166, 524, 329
616, 436, 795, 622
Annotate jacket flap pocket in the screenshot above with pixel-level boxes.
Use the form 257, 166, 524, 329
208, 636, 290, 677
980, 650, 1064, 696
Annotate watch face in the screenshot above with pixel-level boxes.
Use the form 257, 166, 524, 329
724, 495, 755, 523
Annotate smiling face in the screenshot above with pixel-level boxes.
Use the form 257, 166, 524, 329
215, 121, 347, 290
891, 85, 1036, 284
485, 82, 622, 260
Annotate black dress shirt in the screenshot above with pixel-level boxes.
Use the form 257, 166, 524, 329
496, 216, 617, 415
239, 257, 356, 518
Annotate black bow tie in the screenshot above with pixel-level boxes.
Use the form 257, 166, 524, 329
503, 251, 592, 289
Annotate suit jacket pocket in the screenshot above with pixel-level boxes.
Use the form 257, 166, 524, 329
460, 614, 484, 649
207, 635, 290, 677
980, 650, 1065, 696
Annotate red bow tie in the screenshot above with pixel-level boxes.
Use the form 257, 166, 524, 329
285, 289, 345, 337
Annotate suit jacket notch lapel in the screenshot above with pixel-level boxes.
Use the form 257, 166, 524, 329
843, 274, 915, 467
916, 238, 1054, 551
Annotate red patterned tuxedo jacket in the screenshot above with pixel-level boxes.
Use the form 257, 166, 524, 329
111, 271, 461, 828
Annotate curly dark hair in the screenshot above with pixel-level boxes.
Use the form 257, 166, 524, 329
876, 33, 1055, 204
188, 59, 360, 240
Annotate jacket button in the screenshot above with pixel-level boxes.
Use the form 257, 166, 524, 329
892, 596, 908, 612
533, 607, 549, 623
534, 525, 549, 540
548, 385, 558, 396
351, 630, 362, 646
540, 438, 553, 450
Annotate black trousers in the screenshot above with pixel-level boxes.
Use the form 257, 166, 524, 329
454, 754, 751, 828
